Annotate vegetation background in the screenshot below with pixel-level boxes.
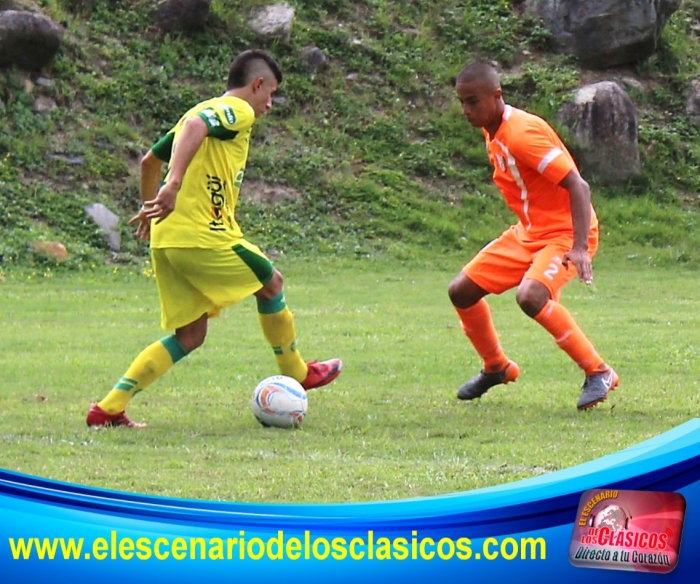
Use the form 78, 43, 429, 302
2, 0, 700, 271
1, 1, 700, 503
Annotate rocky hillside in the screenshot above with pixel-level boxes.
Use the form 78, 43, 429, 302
2, 0, 700, 270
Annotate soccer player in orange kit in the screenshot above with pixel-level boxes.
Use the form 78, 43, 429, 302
448, 62, 618, 411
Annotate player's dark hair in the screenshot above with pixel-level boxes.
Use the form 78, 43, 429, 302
455, 62, 500, 90
227, 49, 283, 90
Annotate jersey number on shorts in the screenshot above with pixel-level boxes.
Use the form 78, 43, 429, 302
544, 262, 560, 281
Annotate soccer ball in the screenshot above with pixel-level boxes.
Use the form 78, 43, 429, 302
250, 375, 308, 429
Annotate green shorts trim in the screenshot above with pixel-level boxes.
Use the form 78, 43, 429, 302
232, 243, 274, 285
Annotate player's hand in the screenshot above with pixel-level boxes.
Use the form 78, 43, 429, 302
144, 181, 179, 224
127, 207, 151, 241
562, 247, 593, 285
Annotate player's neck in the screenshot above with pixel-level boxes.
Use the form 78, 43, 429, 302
484, 101, 506, 138
224, 88, 257, 107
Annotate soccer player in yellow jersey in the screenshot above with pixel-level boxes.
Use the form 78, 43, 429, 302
448, 62, 618, 411
87, 50, 342, 428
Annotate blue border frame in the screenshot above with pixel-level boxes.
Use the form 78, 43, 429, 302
1, 419, 699, 582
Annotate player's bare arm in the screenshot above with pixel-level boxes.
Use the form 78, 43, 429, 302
560, 169, 593, 284
129, 149, 165, 240
144, 116, 208, 223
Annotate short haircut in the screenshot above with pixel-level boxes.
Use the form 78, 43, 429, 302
226, 49, 283, 90
455, 62, 501, 90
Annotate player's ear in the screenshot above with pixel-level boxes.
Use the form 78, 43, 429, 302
251, 77, 265, 92
494, 87, 503, 100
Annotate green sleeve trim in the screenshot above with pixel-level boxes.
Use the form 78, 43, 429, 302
151, 133, 174, 162
208, 126, 240, 140
256, 292, 287, 315
197, 109, 240, 141
160, 334, 188, 363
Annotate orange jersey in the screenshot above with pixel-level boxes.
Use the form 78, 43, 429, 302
484, 105, 598, 239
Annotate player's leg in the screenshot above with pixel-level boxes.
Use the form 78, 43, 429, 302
448, 229, 526, 399
518, 240, 617, 410
255, 268, 307, 382
87, 249, 206, 428
449, 273, 508, 372
204, 240, 340, 390
88, 322, 200, 427
255, 268, 341, 390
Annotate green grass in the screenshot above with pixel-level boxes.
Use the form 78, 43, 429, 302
1, 256, 698, 502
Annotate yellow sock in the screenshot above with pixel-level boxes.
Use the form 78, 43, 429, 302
98, 335, 188, 414
257, 293, 308, 382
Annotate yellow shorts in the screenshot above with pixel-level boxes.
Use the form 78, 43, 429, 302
463, 225, 599, 301
151, 241, 274, 331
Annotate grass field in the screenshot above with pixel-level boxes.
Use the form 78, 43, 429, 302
1, 254, 699, 503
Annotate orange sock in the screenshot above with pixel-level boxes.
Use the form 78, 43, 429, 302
455, 299, 509, 372
534, 300, 606, 375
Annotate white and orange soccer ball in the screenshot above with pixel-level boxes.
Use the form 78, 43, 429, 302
250, 375, 308, 429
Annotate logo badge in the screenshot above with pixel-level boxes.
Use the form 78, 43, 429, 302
569, 489, 686, 573
221, 105, 236, 125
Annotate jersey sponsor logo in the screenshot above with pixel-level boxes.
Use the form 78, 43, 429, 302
221, 105, 236, 126
206, 174, 227, 232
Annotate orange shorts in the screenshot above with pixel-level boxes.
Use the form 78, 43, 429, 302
463, 224, 599, 300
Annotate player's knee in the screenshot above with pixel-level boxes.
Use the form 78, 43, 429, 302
515, 283, 548, 318
447, 278, 462, 305
448, 277, 475, 308
448, 271, 490, 309
175, 325, 207, 352
257, 269, 284, 300
270, 269, 284, 291
179, 333, 206, 353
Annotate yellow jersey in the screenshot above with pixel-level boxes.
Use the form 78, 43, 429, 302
151, 95, 255, 248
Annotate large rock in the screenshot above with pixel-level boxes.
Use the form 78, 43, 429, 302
524, 0, 682, 69
0, 0, 42, 11
151, 0, 211, 33
30, 240, 68, 260
556, 81, 641, 184
84, 203, 121, 251
0, 10, 64, 71
247, 3, 294, 42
